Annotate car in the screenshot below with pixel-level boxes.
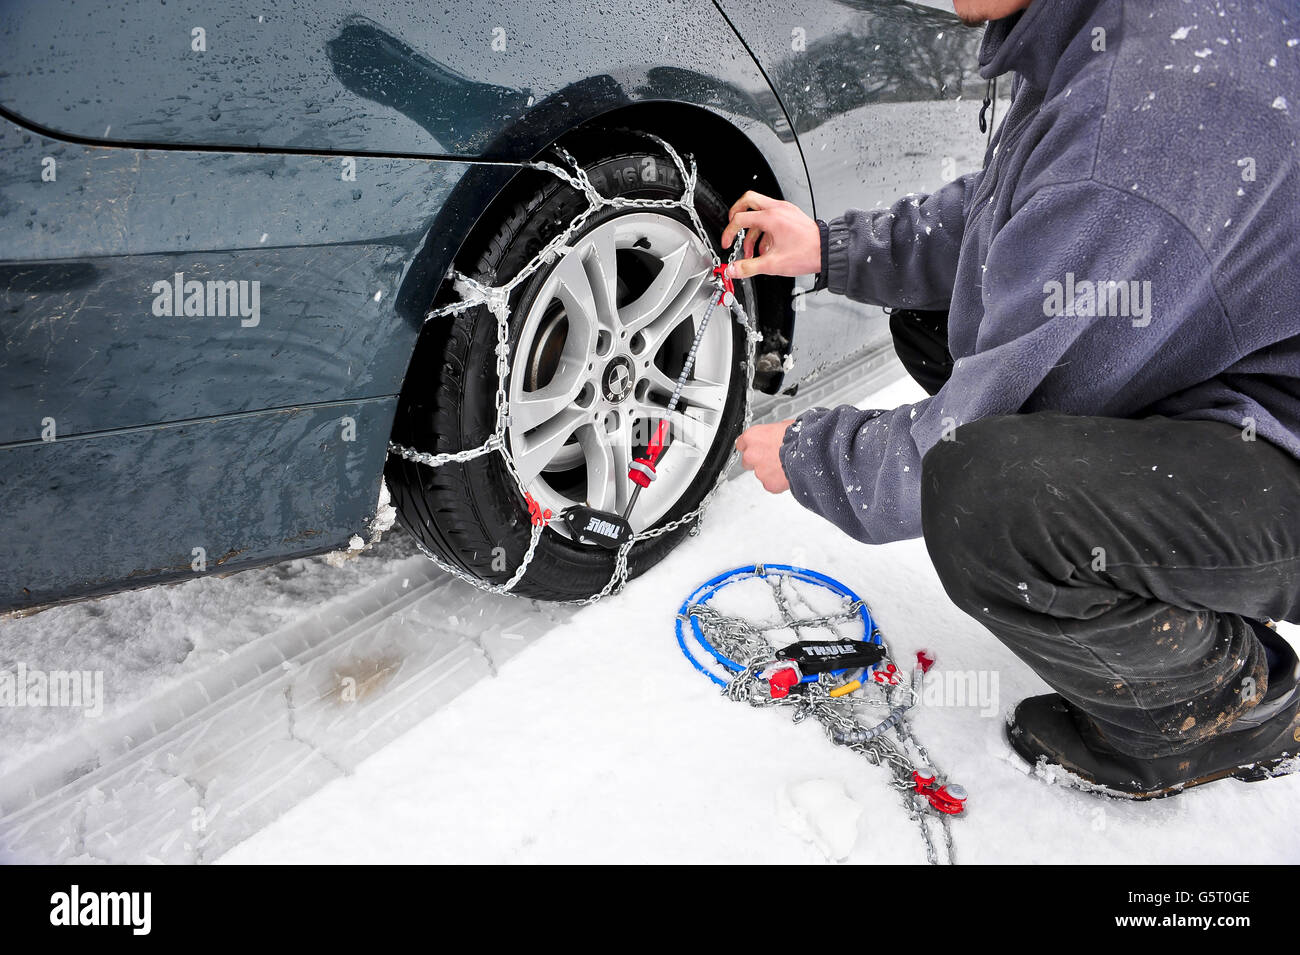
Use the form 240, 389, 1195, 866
0, 0, 989, 609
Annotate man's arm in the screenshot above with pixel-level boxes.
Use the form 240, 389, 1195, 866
817, 172, 983, 309
721, 173, 982, 310
773, 178, 1225, 544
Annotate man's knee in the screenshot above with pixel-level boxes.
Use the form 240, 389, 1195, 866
920, 414, 1061, 607
921, 415, 1034, 532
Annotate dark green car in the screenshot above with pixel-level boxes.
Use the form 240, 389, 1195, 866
0, 0, 987, 608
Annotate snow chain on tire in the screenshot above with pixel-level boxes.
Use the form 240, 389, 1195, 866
389, 133, 761, 606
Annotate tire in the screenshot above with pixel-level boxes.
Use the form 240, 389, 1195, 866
387, 134, 754, 600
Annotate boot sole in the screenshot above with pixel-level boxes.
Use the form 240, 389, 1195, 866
1009, 697, 1300, 800
1116, 753, 1300, 801
1019, 749, 1300, 801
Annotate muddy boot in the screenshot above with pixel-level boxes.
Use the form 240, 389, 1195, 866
1007, 622, 1300, 799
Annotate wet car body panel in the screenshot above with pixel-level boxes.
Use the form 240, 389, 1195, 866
0, 399, 391, 609
716, 0, 989, 377
0, 126, 513, 608
0, 128, 480, 441
0, 1, 804, 173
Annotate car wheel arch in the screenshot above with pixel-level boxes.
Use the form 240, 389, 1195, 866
390, 100, 801, 424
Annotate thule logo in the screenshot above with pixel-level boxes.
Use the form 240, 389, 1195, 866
804, 644, 858, 657
583, 516, 620, 538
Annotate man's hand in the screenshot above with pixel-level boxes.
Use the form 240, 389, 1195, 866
720, 192, 821, 281
736, 419, 795, 493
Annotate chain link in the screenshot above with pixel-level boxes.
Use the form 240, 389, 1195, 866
389, 131, 762, 606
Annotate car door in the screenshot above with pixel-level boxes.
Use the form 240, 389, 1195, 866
0, 0, 488, 610
714, 0, 990, 375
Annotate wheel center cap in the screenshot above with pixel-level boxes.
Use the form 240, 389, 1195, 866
601, 356, 635, 403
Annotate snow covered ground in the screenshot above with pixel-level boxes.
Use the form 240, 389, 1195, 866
205, 376, 1299, 865
0, 533, 426, 779
3, 373, 1295, 864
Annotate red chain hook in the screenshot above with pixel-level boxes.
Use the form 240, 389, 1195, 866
912, 769, 967, 815
629, 419, 671, 490
873, 663, 900, 685
712, 262, 735, 304
525, 492, 552, 528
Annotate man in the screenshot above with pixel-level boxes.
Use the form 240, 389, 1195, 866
724, 0, 1300, 798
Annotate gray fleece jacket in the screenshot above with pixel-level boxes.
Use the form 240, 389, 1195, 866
779, 0, 1300, 544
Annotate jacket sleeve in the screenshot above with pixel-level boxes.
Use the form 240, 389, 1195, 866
820, 171, 983, 310
780, 179, 1225, 544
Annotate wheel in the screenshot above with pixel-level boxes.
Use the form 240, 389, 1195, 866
387, 135, 754, 600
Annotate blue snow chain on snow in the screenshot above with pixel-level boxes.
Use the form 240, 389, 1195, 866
675, 564, 880, 687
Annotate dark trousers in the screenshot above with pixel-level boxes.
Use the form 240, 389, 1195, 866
893, 310, 1300, 758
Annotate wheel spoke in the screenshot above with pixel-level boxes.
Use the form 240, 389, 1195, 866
580, 413, 635, 514
637, 290, 714, 366
661, 407, 713, 457
513, 406, 588, 486
618, 239, 710, 335
550, 251, 600, 354
511, 354, 588, 434
641, 363, 728, 415
583, 226, 620, 334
